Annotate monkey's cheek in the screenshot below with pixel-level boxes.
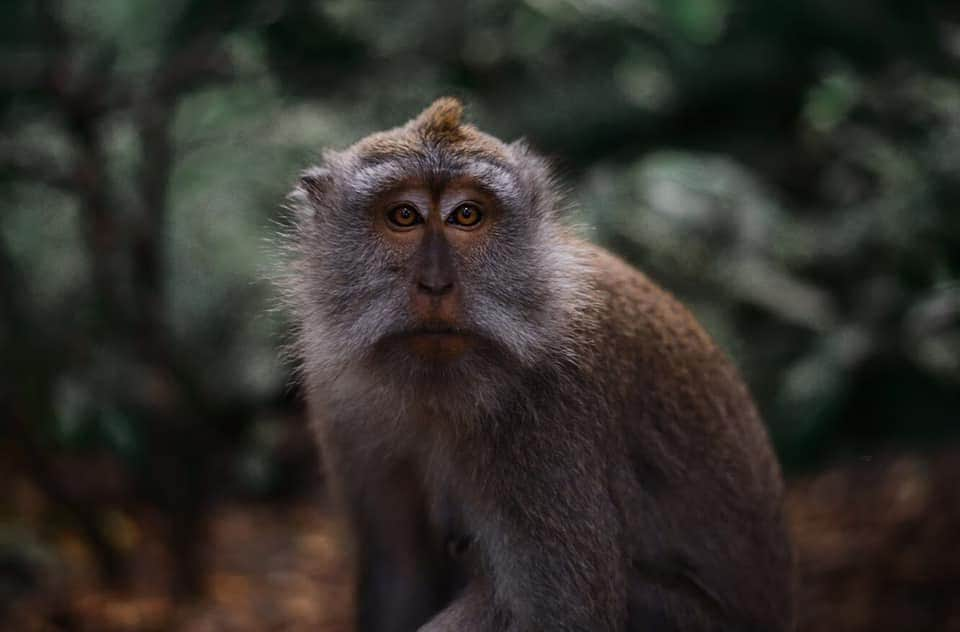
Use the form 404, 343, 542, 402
404, 334, 477, 361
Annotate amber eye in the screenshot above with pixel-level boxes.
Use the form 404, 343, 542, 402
387, 204, 422, 228
448, 203, 482, 227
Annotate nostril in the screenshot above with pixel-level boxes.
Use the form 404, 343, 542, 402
417, 280, 454, 296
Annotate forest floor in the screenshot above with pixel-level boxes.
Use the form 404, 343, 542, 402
5, 446, 960, 632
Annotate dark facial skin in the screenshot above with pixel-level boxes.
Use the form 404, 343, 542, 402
373, 183, 499, 361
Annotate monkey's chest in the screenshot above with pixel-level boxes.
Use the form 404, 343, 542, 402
424, 481, 481, 585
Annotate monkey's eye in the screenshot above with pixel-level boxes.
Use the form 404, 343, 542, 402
448, 203, 483, 228
387, 204, 423, 228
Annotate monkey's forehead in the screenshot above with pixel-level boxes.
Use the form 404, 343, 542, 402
319, 98, 528, 205
346, 151, 522, 208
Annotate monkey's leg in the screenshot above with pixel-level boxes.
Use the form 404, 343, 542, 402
417, 579, 504, 631
627, 573, 726, 631
422, 555, 761, 632
628, 576, 777, 632
344, 460, 453, 632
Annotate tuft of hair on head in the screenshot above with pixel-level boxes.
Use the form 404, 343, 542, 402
410, 97, 466, 143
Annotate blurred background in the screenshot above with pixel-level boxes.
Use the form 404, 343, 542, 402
1, 0, 959, 630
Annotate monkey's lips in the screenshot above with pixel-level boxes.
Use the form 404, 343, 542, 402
392, 326, 478, 360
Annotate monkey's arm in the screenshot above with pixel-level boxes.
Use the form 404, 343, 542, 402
326, 439, 455, 632
350, 479, 447, 632
424, 421, 627, 632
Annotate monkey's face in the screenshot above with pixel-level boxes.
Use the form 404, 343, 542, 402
301, 169, 558, 370
369, 179, 509, 363
282, 99, 591, 404
290, 162, 577, 388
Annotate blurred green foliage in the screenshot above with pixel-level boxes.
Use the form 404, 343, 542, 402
1, 0, 959, 594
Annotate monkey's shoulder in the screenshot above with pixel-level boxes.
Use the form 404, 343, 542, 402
577, 244, 791, 618
577, 242, 721, 369
575, 240, 776, 468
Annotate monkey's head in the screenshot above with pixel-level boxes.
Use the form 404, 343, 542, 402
281, 98, 592, 408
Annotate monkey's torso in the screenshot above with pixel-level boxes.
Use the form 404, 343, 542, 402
309, 242, 792, 632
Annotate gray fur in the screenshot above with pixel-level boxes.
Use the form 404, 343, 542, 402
273, 99, 793, 632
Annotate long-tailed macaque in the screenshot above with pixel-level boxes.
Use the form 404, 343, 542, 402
278, 98, 793, 631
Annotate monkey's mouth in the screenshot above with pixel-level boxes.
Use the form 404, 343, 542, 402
405, 324, 465, 336
386, 325, 479, 360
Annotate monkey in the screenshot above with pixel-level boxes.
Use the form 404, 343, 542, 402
277, 97, 794, 632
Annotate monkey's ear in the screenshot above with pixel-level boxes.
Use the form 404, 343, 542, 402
296, 166, 334, 208
288, 166, 335, 221
299, 166, 331, 197
508, 138, 539, 158
508, 139, 554, 181
508, 139, 567, 215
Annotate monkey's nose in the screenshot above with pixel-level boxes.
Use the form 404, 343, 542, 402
416, 230, 457, 297
416, 279, 455, 296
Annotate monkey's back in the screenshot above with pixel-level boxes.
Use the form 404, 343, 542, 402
578, 242, 794, 630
